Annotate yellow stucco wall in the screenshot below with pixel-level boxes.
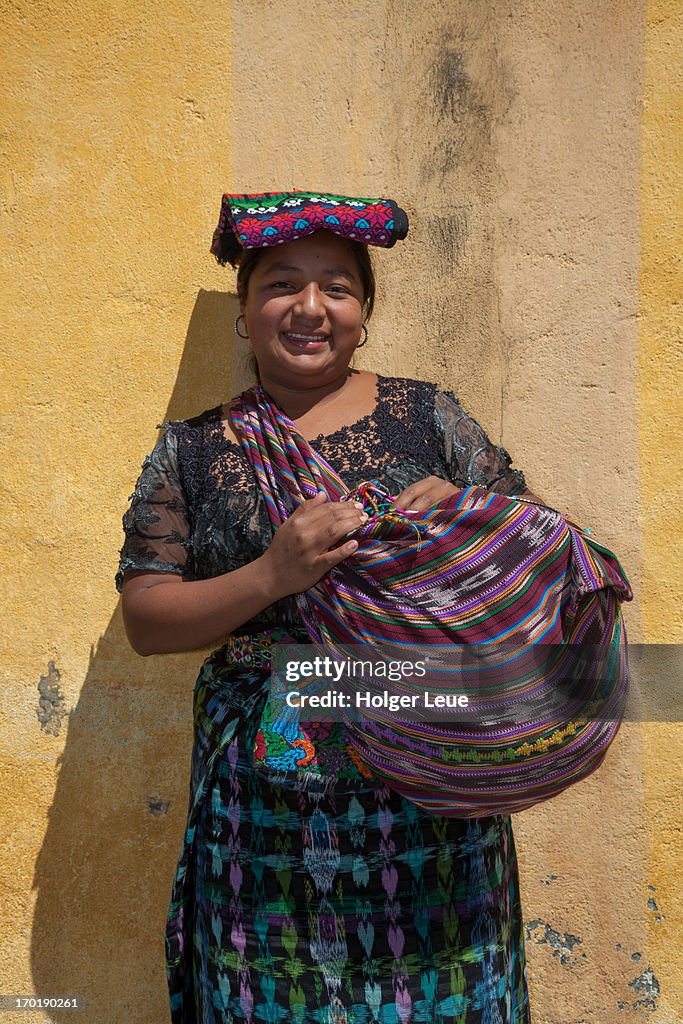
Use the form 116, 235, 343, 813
639, 1, 683, 1020
1, 1, 680, 1022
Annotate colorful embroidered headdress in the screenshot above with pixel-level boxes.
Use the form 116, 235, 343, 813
210, 190, 409, 266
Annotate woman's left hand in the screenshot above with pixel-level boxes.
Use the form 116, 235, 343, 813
392, 476, 462, 513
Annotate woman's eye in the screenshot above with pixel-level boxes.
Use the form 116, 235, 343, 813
326, 285, 349, 295
270, 280, 294, 290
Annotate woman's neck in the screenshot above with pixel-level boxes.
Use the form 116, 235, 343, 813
256, 370, 378, 441
259, 370, 358, 421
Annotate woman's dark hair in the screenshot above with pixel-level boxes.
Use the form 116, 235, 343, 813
235, 237, 376, 321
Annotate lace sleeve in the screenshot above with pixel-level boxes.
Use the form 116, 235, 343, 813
115, 424, 191, 593
434, 390, 527, 496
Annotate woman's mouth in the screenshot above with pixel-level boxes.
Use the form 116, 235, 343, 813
282, 331, 331, 349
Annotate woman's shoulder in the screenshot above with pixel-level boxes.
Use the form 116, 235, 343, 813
375, 374, 448, 415
156, 402, 224, 436
153, 403, 235, 461
376, 373, 438, 391
153, 403, 242, 502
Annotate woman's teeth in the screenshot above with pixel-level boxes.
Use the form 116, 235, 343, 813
285, 332, 329, 343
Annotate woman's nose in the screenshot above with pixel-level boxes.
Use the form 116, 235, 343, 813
293, 283, 325, 318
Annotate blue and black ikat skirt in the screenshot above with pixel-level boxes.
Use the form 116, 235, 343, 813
165, 641, 530, 1024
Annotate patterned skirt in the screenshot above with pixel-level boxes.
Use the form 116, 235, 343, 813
165, 640, 530, 1024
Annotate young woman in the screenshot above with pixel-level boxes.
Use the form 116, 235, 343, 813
117, 192, 552, 1023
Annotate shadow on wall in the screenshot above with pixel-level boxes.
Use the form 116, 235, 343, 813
31, 289, 247, 1023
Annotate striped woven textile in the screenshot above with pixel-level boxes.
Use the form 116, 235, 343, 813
229, 385, 633, 816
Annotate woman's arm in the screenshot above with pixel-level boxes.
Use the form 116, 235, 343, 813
391, 390, 546, 510
121, 560, 282, 657
121, 491, 367, 656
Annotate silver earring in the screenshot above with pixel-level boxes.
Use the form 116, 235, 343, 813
234, 314, 249, 339
357, 324, 369, 348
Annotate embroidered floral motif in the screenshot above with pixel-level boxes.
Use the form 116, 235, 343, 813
211, 191, 408, 266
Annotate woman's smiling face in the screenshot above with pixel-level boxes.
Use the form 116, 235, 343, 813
240, 231, 366, 393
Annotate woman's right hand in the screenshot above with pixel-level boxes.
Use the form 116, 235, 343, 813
260, 491, 368, 597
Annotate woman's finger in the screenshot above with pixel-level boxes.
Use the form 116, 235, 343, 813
294, 490, 328, 514
394, 478, 438, 508
317, 507, 368, 545
285, 502, 367, 551
393, 482, 426, 507
394, 477, 461, 512
318, 538, 360, 570
294, 491, 365, 519
402, 494, 433, 512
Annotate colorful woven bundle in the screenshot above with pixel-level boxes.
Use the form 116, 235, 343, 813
211, 190, 409, 266
230, 386, 633, 816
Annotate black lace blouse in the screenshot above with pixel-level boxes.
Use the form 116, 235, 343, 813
115, 376, 526, 633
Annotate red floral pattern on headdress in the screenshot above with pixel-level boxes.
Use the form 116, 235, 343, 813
210, 190, 409, 266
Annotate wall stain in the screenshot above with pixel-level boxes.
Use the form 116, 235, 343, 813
525, 919, 583, 966
627, 967, 660, 1012
616, 964, 661, 1013
147, 796, 171, 816
36, 660, 68, 736
424, 211, 469, 271
430, 47, 470, 121
422, 46, 475, 177
646, 895, 663, 924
